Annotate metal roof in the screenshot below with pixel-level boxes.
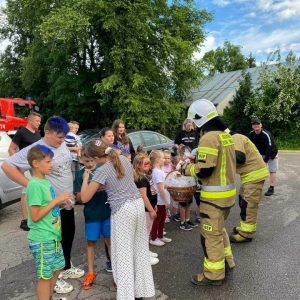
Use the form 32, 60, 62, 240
186, 63, 291, 107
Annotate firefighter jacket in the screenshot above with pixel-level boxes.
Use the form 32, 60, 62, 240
233, 134, 269, 184
184, 131, 236, 208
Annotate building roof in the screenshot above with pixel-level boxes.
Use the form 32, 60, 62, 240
186, 63, 288, 108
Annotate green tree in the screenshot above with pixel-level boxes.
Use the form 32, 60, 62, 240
222, 72, 254, 135
203, 41, 249, 75
0, 0, 213, 135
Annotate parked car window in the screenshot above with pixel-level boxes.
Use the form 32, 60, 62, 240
129, 133, 143, 150
141, 132, 161, 147
159, 134, 168, 144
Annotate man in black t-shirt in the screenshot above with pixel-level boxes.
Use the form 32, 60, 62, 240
8, 112, 42, 230
248, 118, 278, 196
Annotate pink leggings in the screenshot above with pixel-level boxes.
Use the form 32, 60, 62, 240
151, 205, 166, 240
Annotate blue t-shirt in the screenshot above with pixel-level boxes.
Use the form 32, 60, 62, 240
74, 165, 111, 223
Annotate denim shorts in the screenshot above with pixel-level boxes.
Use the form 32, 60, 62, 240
29, 240, 65, 279
85, 218, 111, 241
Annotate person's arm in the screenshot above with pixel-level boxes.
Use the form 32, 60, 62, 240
1, 161, 29, 187
139, 187, 156, 219
8, 141, 19, 156
263, 131, 273, 162
30, 192, 71, 222
157, 182, 169, 208
80, 169, 101, 203
128, 138, 135, 157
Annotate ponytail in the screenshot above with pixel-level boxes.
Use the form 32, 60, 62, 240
109, 149, 125, 179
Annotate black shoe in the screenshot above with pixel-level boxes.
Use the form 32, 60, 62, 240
173, 214, 180, 222
186, 220, 198, 228
135, 298, 143, 300
20, 219, 30, 231
191, 274, 222, 286
264, 187, 274, 196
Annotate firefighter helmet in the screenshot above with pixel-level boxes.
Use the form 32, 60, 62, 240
187, 99, 218, 128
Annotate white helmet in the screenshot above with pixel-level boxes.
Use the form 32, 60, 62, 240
187, 99, 218, 128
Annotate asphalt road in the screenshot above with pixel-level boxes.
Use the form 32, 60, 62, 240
0, 152, 300, 300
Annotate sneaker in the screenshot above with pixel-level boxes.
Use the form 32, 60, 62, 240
61, 263, 85, 279
150, 238, 165, 246
106, 261, 112, 273
163, 231, 167, 235
159, 237, 172, 243
54, 276, 73, 294
83, 272, 96, 290
20, 219, 30, 231
150, 257, 159, 265
165, 217, 170, 223
264, 187, 274, 196
150, 251, 158, 258
52, 297, 67, 300
186, 220, 198, 228
180, 222, 192, 231
195, 216, 201, 223
173, 214, 181, 222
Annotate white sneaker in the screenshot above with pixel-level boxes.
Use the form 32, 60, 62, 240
52, 297, 67, 300
150, 257, 159, 265
163, 231, 167, 235
150, 251, 158, 258
150, 239, 165, 246
60, 262, 85, 279
160, 237, 172, 243
54, 276, 73, 294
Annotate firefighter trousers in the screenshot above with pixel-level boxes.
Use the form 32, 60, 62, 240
200, 202, 233, 281
238, 181, 265, 239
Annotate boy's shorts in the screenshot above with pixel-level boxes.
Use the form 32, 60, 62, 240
29, 240, 65, 279
171, 196, 179, 208
85, 218, 111, 241
179, 197, 193, 207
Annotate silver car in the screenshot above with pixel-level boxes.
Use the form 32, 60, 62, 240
0, 132, 22, 209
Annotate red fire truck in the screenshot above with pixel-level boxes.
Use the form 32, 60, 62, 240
0, 98, 39, 131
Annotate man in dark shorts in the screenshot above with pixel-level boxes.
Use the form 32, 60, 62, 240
8, 112, 42, 231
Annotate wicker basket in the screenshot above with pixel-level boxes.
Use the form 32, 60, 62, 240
165, 171, 197, 202
167, 185, 197, 202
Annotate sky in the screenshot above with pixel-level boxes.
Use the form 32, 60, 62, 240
196, 0, 300, 63
0, 0, 299, 64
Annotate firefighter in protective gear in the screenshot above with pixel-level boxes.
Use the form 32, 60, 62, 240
182, 99, 236, 286
230, 133, 269, 243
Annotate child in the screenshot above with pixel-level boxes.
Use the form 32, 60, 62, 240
80, 139, 155, 300
136, 145, 147, 154
171, 156, 181, 222
176, 146, 198, 231
161, 150, 174, 223
26, 145, 73, 300
133, 153, 159, 265
74, 149, 111, 290
149, 150, 172, 246
65, 122, 82, 180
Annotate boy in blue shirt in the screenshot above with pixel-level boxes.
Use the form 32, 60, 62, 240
74, 149, 111, 290
26, 145, 73, 300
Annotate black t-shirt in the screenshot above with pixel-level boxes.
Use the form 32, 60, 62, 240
12, 127, 41, 150
174, 130, 199, 150
135, 175, 157, 212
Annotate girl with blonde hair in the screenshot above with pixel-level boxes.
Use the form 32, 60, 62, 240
80, 139, 155, 300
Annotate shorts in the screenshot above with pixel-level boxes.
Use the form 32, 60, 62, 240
179, 197, 193, 207
268, 157, 278, 172
29, 240, 65, 279
85, 218, 111, 241
194, 191, 200, 206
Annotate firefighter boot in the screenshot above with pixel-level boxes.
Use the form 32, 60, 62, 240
233, 227, 240, 234
191, 273, 222, 286
229, 233, 252, 243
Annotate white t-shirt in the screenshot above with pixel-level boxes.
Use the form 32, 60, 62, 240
151, 168, 170, 205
